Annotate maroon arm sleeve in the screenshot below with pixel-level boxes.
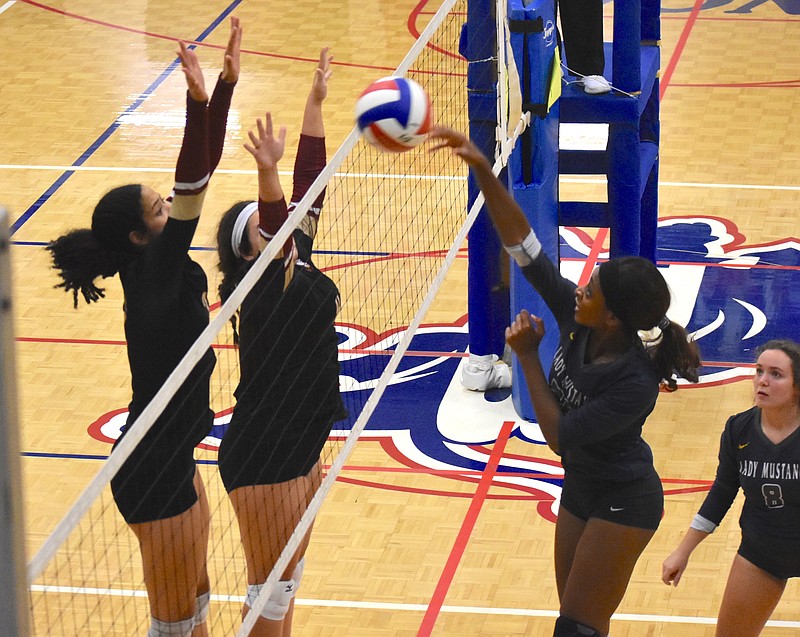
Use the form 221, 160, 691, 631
208, 75, 236, 174
173, 93, 210, 197
290, 134, 327, 217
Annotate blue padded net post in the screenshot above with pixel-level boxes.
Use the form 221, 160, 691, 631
462, 0, 509, 359
506, 0, 560, 420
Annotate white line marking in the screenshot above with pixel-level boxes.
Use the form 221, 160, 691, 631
28, 584, 800, 628
1, 164, 799, 191
0, 1, 16, 15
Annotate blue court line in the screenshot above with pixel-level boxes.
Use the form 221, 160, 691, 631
22, 450, 218, 465
12, 240, 395, 257
10, 0, 243, 236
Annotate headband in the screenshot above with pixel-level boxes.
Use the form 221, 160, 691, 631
230, 201, 259, 259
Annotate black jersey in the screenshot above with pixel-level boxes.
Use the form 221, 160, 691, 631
218, 134, 346, 490
699, 407, 800, 544
120, 216, 215, 447
520, 252, 660, 481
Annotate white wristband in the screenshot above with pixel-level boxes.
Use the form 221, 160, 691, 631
504, 229, 541, 267
690, 514, 717, 534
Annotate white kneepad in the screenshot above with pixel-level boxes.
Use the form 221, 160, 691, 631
292, 558, 305, 589
194, 591, 210, 625
147, 616, 195, 637
246, 579, 296, 622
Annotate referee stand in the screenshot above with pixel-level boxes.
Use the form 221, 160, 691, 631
558, 0, 662, 261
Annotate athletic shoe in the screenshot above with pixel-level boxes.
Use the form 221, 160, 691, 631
461, 353, 512, 391
580, 75, 611, 95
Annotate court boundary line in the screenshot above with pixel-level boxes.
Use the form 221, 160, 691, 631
26, 584, 800, 629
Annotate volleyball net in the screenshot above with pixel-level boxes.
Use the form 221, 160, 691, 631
25, 0, 533, 634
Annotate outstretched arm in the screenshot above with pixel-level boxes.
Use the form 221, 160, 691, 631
429, 126, 531, 246
301, 47, 333, 138
171, 42, 210, 223
209, 16, 242, 173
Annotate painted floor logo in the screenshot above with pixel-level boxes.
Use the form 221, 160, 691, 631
88, 216, 800, 522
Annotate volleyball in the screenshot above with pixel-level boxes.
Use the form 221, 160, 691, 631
355, 76, 432, 153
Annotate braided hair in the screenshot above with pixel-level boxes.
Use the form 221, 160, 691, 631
598, 256, 701, 390
46, 184, 146, 307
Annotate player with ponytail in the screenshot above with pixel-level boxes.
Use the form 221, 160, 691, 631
47, 19, 242, 637
430, 125, 701, 637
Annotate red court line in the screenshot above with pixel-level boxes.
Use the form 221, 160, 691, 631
661, 0, 707, 99
577, 227, 608, 285
416, 420, 515, 637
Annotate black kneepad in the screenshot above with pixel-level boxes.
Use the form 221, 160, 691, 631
553, 615, 602, 637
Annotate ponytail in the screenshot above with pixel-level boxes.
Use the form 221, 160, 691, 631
648, 322, 701, 391
46, 184, 145, 308
46, 229, 120, 307
598, 257, 701, 390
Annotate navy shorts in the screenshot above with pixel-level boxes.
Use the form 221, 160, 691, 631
739, 533, 800, 580
559, 470, 664, 530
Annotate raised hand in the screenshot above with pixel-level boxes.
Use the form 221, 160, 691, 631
505, 310, 545, 357
243, 112, 286, 171
310, 47, 333, 104
428, 125, 488, 168
177, 41, 208, 103
221, 15, 242, 83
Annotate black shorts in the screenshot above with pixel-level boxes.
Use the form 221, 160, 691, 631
559, 470, 664, 530
110, 408, 213, 524
739, 533, 800, 580
218, 411, 339, 492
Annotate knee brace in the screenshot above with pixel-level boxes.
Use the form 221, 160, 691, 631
147, 616, 195, 637
246, 579, 296, 622
553, 615, 603, 637
194, 591, 210, 625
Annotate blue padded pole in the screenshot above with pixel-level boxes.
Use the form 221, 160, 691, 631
607, 121, 642, 256
462, 0, 508, 358
642, 0, 661, 42
638, 77, 660, 261
507, 0, 560, 420
612, 0, 642, 93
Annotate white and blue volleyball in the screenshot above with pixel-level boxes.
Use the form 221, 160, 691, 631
355, 76, 432, 153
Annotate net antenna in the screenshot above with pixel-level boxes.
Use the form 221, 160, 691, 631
496, 0, 525, 166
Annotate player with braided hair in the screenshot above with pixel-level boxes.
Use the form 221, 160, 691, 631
46, 19, 241, 637
430, 125, 701, 637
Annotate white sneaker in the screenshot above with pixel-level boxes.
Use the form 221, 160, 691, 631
461, 354, 512, 391
580, 75, 611, 95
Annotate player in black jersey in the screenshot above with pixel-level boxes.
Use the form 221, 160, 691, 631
47, 19, 241, 637
663, 339, 800, 637
429, 126, 701, 637
215, 48, 345, 637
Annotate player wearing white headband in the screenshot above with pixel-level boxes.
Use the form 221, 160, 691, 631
215, 48, 345, 637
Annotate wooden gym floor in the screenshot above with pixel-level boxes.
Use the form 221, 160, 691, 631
2, 0, 800, 635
